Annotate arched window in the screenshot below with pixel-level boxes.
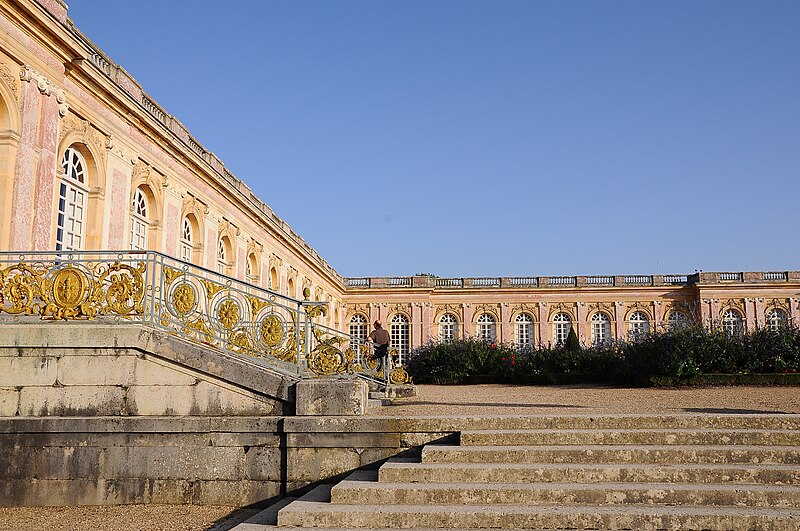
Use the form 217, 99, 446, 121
721, 309, 743, 336
767, 308, 788, 332
180, 217, 193, 262
390, 314, 410, 361
245, 253, 257, 285
217, 238, 228, 275
591, 313, 612, 346
668, 310, 688, 331
56, 146, 88, 251
270, 267, 279, 291
348, 314, 368, 342
438, 314, 458, 343
287, 278, 295, 298
130, 187, 149, 250
515, 313, 534, 348
476, 313, 496, 342
628, 311, 650, 341
552, 312, 571, 346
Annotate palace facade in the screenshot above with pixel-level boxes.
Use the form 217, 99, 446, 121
2, 0, 798, 362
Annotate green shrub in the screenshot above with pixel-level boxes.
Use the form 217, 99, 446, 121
404, 325, 800, 385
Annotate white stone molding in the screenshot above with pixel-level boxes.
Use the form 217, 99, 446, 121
20, 65, 68, 117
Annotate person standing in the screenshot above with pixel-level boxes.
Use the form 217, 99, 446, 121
368, 320, 390, 373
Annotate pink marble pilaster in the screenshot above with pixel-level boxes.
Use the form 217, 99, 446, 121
30, 92, 60, 250
421, 303, 433, 341
411, 303, 422, 348
9, 81, 41, 250
538, 304, 549, 346
614, 302, 625, 340
164, 204, 178, 257
205, 228, 214, 269
754, 299, 766, 328
500, 304, 511, 344
576, 303, 588, 344
107, 168, 127, 248
745, 299, 756, 332
462, 304, 475, 338
710, 300, 721, 327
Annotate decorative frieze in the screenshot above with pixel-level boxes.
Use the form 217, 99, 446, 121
0, 64, 18, 100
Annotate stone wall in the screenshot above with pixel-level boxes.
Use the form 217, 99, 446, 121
0, 322, 295, 417
0, 417, 282, 506
0, 415, 471, 506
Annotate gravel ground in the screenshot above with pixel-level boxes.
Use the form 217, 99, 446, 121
0, 505, 242, 531
374, 383, 800, 416
2, 384, 798, 530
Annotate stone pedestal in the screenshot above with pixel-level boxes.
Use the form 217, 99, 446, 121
295, 379, 369, 416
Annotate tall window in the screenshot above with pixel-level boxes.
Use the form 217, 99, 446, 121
56, 146, 88, 251
349, 314, 368, 342
390, 314, 410, 362
180, 218, 193, 262
439, 314, 458, 343
721, 309, 743, 336
130, 187, 149, 251
270, 267, 279, 291
553, 313, 571, 345
515, 313, 534, 348
217, 239, 228, 274
591, 313, 611, 346
628, 311, 650, 341
245, 254, 257, 285
767, 308, 788, 332
668, 310, 688, 331
476, 313, 496, 342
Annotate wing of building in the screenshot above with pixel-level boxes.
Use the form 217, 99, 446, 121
1, 0, 798, 356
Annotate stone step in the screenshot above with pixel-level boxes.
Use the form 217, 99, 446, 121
379, 458, 800, 485
421, 444, 800, 465
230, 496, 296, 529
460, 428, 800, 446
277, 499, 800, 529
331, 478, 800, 507
397, 414, 800, 431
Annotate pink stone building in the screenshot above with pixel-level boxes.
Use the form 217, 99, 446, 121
1, 0, 798, 361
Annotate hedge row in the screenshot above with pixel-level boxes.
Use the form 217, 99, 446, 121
404, 326, 800, 385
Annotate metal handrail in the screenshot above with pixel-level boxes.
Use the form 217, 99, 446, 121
0, 251, 410, 385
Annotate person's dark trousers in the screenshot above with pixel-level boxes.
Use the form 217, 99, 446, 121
374, 343, 389, 373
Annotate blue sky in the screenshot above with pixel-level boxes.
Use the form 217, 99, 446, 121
67, 1, 799, 278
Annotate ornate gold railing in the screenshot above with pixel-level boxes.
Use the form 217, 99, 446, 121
0, 251, 410, 384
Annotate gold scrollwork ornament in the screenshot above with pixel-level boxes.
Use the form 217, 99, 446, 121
0, 264, 44, 315
44, 266, 92, 319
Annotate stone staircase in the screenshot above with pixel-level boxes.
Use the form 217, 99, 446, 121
235, 414, 800, 530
